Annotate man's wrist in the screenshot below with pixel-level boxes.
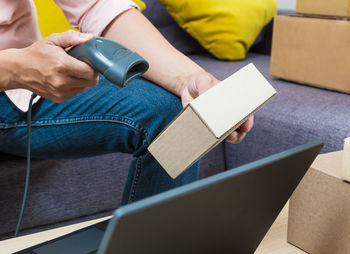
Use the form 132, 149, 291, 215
0, 49, 22, 91
174, 74, 190, 98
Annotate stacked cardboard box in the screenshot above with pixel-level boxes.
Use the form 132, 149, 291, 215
288, 150, 350, 254
342, 137, 350, 182
296, 0, 350, 17
270, 0, 350, 94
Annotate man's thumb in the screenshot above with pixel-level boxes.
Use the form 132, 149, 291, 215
48, 30, 93, 48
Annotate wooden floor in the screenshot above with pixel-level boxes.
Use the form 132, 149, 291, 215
0, 203, 306, 254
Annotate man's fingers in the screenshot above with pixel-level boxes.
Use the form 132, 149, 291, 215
65, 56, 100, 80
46, 85, 94, 103
46, 31, 98, 80
240, 116, 254, 133
226, 132, 239, 143
68, 76, 99, 88
226, 131, 247, 144
236, 132, 247, 143
47, 30, 93, 48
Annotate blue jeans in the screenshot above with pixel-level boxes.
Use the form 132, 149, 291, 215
0, 76, 199, 205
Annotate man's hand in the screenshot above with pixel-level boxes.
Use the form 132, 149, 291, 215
179, 72, 254, 144
11, 30, 99, 103
102, 9, 253, 144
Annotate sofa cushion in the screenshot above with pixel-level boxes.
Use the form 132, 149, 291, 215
0, 153, 130, 238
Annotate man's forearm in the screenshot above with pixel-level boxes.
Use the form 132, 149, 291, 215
102, 8, 205, 97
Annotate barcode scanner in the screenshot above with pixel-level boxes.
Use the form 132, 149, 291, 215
67, 37, 149, 87
15, 37, 149, 238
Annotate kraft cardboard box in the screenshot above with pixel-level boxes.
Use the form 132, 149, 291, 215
296, 0, 350, 18
270, 15, 350, 94
342, 137, 350, 182
148, 63, 277, 179
288, 150, 350, 254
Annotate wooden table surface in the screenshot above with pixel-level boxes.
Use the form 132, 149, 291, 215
0, 202, 306, 254
255, 202, 306, 254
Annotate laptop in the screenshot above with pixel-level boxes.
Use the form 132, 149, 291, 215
16, 141, 323, 254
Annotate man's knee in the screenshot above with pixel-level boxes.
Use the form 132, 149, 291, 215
146, 89, 182, 141
128, 79, 183, 142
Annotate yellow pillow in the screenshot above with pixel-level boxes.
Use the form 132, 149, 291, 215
34, 0, 146, 38
158, 0, 277, 60
132, 0, 146, 11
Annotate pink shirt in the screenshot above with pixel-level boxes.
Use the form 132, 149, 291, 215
1, 0, 138, 111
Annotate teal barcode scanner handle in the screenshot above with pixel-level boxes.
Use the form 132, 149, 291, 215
67, 37, 149, 87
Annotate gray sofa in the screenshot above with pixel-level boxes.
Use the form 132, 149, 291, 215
1, 0, 350, 240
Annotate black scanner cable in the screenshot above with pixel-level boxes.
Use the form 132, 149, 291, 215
14, 92, 37, 237
13, 37, 149, 237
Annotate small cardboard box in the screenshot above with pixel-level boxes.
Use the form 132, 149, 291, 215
288, 150, 350, 254
148, 63, 277, 179
270, 15, 350, 94
342, 137, 350, 182
296, 0, 350, 18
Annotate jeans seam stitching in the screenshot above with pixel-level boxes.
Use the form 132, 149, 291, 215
0, 116, 149, 137
128, 155, 143, 203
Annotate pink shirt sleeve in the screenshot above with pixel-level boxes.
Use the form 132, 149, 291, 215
54, 0, 139, 36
